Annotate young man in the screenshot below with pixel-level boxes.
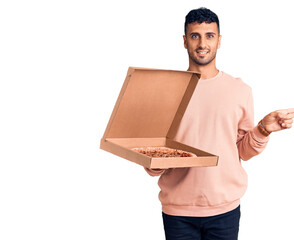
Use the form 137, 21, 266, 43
145, 8, 294, 240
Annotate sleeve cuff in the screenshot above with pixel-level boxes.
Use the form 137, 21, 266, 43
144, 167, 166, 176
251, 125, 270, 142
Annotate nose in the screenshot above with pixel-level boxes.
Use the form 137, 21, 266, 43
198, 37, 207, 49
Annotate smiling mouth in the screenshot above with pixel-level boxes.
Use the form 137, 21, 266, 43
196, 50, 209, 56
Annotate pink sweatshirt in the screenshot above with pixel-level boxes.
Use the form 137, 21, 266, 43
145, 71, 269, 217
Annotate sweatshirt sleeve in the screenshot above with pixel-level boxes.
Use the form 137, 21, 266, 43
237, 89, 270, 160
144, 167, 167, 176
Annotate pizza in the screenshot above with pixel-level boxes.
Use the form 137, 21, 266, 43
131, 147, 197, 158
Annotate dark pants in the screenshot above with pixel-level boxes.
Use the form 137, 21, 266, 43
162, 206, 240, 240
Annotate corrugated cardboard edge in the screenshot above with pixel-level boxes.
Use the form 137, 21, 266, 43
101, 67, 135, 141
167, 72, 200, 139
150, 156, 218, 169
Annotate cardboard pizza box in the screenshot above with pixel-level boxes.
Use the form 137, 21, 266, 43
100, 67, 219, 169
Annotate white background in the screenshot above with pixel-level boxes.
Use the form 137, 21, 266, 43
0, 0, 293, 239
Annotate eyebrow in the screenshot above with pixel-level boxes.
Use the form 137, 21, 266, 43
206, 32, 216, 36
190, 32, 216, 36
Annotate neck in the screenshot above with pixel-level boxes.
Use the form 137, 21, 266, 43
187, 60, 219, 80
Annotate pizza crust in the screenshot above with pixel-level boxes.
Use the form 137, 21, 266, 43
131, 146, 197, 158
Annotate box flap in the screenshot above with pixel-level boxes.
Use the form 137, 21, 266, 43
102, 67, 200, 139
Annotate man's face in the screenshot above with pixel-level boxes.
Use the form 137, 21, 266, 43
184, 22, 221, 66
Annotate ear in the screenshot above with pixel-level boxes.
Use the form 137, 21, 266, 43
183, 35, 187, 49
217, 35, 222, 49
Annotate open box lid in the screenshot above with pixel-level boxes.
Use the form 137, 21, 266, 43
102, 67, 200, 140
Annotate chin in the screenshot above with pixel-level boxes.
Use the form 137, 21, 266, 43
194, 56, 215, 66
195, 60, 211, 66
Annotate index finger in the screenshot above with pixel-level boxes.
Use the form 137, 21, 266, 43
277, 108, 294, 114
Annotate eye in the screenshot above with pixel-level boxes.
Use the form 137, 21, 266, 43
207, 34, 215, 39
191, 34, 199, 39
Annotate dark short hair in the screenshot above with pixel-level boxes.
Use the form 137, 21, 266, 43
184, 7, 220, 35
